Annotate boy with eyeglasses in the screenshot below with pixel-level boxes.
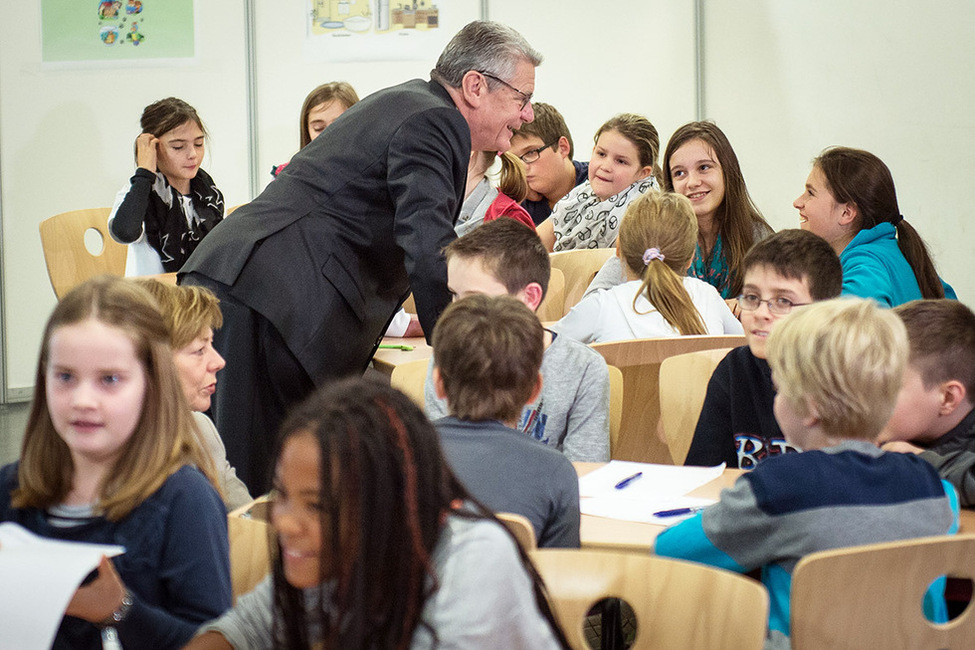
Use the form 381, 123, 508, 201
684, 229, 842, 468
509, 103, 588, 225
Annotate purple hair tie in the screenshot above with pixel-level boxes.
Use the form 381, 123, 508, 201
643, 247, 665, 266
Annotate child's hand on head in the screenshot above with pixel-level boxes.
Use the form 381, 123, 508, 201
881, 440, 924, 455
135, 132, 159, 172
65, 555, 127, 624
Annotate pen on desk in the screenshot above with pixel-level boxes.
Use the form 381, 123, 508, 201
614, 472, 643, 490
378, 344, 415, 351
653, 506, 707, 518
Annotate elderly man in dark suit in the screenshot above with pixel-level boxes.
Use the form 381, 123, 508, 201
180, 21, 541, 493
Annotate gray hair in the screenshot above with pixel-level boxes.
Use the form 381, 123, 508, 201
432, 21, 542, 88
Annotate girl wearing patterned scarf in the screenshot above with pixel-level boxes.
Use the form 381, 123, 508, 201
109, 97, 224, 275
537, 113, 661, 252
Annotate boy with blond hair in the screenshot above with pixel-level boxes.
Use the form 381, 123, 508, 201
685, 229, 842, 468
432, 294, 580, 548
880, 299, 975, 506
424, 217, 610, 462
656, 299, 959, 648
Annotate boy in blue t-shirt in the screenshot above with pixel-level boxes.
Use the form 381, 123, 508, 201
656, 298, 959, 649
684, 229, 842, 468
879, 299, 975, 507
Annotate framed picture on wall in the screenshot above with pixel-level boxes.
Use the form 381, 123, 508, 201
41, 0, 196, 66
304, 0, 480, 62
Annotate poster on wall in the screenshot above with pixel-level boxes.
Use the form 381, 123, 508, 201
305, 0, 479, 63
41, 0, 195, 66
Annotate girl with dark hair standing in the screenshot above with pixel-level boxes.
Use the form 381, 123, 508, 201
188, 378, 568, 649
794, 146, 955, 306
109, 97, 224, 276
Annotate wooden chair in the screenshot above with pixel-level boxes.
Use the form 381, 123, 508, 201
227, 496, 272, 602
532, 549, 768, 650
536, 267, 566, 322
592, 336, 746, 463
607, 364, 623, 457
497, 512, 537, 551
791, 534, 975, 649
659, 348, 734, 465
549, 248, 616, 315
38, 207, 126, 298
389, 357, 430, 407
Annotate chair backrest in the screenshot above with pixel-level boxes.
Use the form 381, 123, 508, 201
607, 364, 623, 457
549, 248, 617, 314
536, 267, 566, 322
497, 512, 537, 551
659, 348, 734, 465
791, 533, 975, 649
592, 335, 746, 463
390, 358, 431, 407
532, 548, 768, 650
38, 208, 126, 298
227, 496, 272, 602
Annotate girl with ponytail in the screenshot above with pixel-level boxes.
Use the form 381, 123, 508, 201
794, 146, 956, 306
553, 191, 742, 343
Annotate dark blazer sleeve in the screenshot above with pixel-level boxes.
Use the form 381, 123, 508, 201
387, 106, 470, 339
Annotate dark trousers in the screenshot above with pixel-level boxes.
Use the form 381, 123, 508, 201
182, 273, 314, 495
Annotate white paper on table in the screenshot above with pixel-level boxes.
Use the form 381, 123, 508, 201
0, 522, 125, 650
581, 495, 716, 526
578, 460, 726, 500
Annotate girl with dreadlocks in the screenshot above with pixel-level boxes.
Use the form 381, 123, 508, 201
188, 377, 568, 649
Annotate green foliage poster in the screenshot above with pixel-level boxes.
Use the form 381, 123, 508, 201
42, 0, 195, 63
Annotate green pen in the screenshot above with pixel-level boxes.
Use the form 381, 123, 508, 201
378, 343, 415, 351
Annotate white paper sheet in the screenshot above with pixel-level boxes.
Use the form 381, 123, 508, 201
581, 495, 716, 525
578, 460, 725, 500
0, 522, 125, 650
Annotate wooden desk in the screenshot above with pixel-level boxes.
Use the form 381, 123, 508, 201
575, 462, 975, 553
371, 336, 432, 376
575, 462, 744, 552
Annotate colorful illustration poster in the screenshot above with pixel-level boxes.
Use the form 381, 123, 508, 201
41, 0, 195, 64
305, 0, 478, 62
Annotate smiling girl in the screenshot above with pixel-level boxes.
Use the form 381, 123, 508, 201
794, 146, 955, 306
664, 122, 773, 302
537, 113, 660, 252
187, 378, 568, 649
109, 97, 224, 276
0, 276, 231, 648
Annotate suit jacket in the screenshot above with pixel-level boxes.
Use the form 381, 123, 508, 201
181, 79, 470, 383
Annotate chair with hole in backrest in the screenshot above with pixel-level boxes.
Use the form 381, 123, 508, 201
592, 335, 745, 464
497, 512, 537, 551
549, 248, 617, 316
227, 495, 272, 602
606, 365, 623, 458
659, 348, 734, 465
532, 548, 769, 650
39, 208, 126, 298
536, 267, 566, 323
790, 533, 975, 649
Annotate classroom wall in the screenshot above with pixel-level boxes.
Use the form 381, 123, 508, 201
702, 0, 973, 305
1, 1, 972, 397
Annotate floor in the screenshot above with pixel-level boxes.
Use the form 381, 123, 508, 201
0, 402, 29, 466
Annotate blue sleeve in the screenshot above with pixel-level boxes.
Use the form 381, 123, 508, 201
115, 469, 232, 647
921, 481, 960, 624
653, 512, 746, 573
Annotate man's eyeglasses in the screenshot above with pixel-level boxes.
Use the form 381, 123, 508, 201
518, 140, 558, 164
737, 293, 810, 316
478, 71, 532, 110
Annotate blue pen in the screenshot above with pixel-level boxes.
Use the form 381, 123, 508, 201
614, 472, 643, 490
653, 506, 706, 518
